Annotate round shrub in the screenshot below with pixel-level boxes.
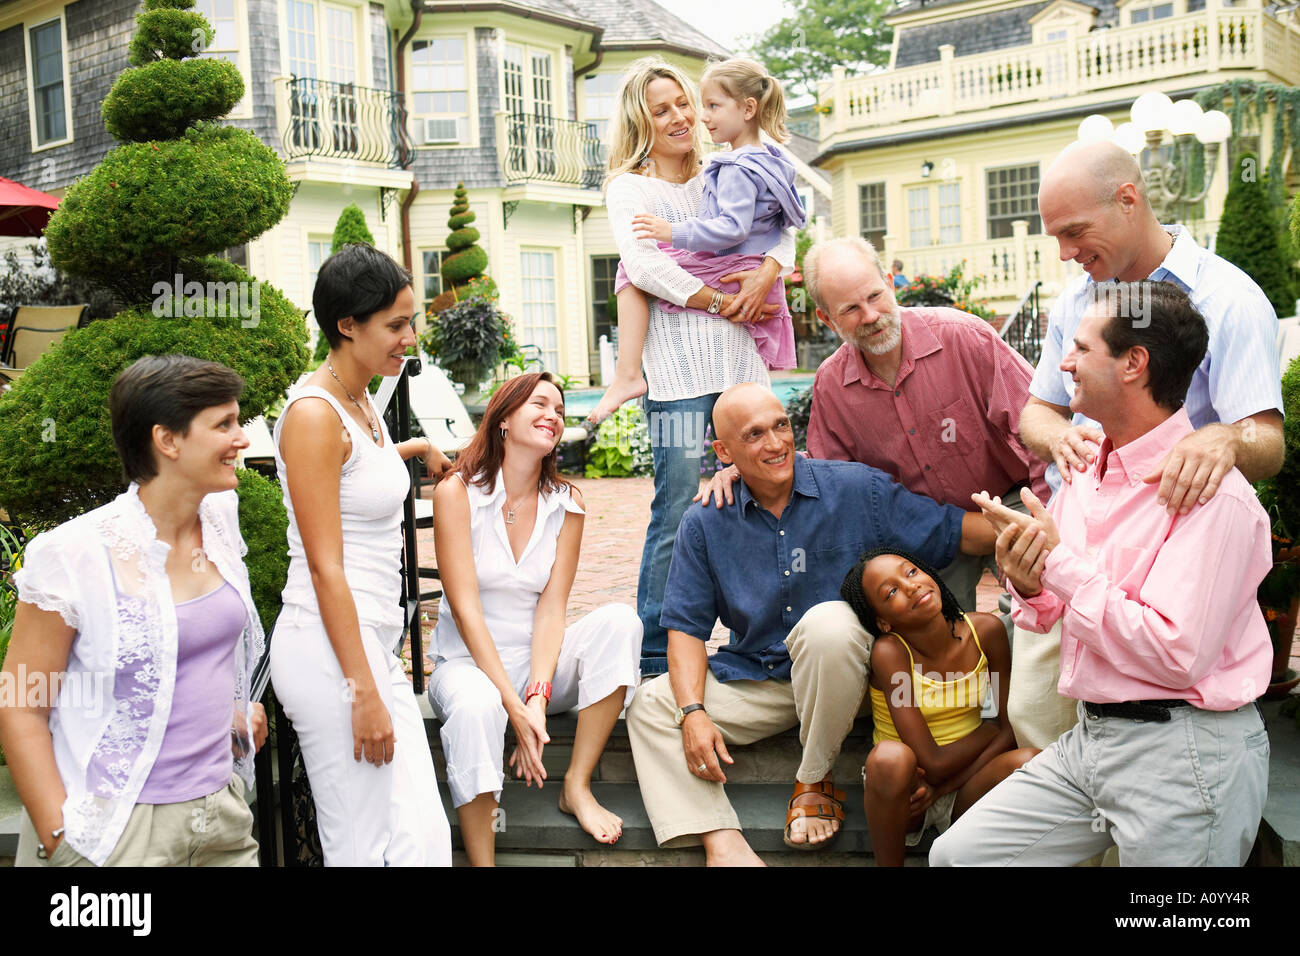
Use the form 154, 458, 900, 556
129, 7, 212, 65
236, 468, 289, 636
103, 59, 244, 142
45, 124, 292, 300
331, 203, 375, 252
0, 260, 308, 525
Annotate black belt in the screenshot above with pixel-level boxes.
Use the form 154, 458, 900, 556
1083, 699, 1190, 722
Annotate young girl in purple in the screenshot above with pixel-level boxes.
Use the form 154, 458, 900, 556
584, 57, 806, 429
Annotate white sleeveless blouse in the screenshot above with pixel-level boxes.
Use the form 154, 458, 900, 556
430, 471, 584, 671
274, 385, 411, 629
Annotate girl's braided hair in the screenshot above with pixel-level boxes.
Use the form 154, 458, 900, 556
839, 547, 964, 639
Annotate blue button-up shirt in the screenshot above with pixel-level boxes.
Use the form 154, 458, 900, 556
660, 456, 965, 682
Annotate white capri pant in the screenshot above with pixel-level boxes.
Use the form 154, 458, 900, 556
427, 602, 642, 808
270, 607, 452, 867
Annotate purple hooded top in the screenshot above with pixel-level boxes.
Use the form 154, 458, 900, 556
669, 143, 807, 257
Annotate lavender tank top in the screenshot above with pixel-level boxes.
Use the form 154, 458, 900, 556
137, 581, 243, 804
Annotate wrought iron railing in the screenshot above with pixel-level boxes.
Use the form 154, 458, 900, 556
999, 280, 1043, 366
501, 112, 603, 189
281, 76, 412, 169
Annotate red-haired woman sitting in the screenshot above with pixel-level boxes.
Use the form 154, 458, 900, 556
428, 372, 642, 866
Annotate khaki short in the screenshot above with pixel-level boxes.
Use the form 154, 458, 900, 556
18, 776, 259, 867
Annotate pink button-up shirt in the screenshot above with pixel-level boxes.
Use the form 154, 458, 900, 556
807, 308, 1049, 510
1010, 409, 1273, 710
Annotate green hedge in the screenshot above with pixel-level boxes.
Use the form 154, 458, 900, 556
236, 469, 289, 636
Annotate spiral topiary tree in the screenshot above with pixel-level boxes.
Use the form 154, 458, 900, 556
0, 0, 307, 626
433, 182, 488, 312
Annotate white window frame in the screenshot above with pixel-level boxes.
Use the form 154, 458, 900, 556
858, 181, 887, 250
518, 247, 561, 374
420, 248, 448, 316
279, 0, 369, 85
24, 13, 74, 152
410, 31, 476, 148
194, 0, 253, 118
1126, 0, 1177, 25
582, 72, 620, 144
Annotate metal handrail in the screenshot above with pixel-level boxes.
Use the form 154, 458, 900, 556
282, 76, 412, 169
501, 112, 603, 189
998, 280, 1043, 366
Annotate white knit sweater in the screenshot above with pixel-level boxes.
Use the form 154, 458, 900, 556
606, 171, 795, 401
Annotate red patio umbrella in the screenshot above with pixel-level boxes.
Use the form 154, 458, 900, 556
0, 176, 61, 237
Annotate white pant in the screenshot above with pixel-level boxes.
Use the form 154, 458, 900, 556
427, 603, 642, 808
270, 608, 452, 867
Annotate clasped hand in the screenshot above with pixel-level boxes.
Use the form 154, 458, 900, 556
972, 486, 1060, 598
508, 694, 551, 787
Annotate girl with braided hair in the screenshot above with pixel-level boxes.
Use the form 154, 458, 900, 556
841, 548, 1037, 865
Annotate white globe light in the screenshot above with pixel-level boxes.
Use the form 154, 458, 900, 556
1168, 99, 1204, 136
1114, 122, 1145, 154
1195, 109, 1232, 144
1077, 114, 1115, 142
1130, 91, 1174, 134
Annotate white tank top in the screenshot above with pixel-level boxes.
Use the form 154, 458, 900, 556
431, 470, 584, 671
274, 385, 410, 628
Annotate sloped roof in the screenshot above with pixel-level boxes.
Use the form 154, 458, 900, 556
579, 0, 732, 58
893, 0, 1124, 67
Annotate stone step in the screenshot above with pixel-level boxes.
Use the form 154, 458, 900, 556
418, 694, 874, 785
451, 780, 921, 866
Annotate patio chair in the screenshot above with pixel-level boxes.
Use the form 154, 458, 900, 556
0, 304, 87, 370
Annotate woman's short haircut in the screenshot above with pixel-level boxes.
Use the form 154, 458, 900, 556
313, 243, 413, 349
110, 354, 245, 484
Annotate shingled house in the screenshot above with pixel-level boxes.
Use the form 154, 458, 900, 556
813, 0, 1300, 312
0, 0, 828, 382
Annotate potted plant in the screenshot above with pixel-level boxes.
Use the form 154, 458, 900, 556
1257, 353, 1300, 699
419, 289, 517, 395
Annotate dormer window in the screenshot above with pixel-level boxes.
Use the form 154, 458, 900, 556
1129, 0, 1176, 23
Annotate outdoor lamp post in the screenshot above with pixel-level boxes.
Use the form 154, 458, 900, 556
1077, 93, 1232, 221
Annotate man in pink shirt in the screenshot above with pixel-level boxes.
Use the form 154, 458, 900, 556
930, 280, 1272, 866
801, 236, 1048, 612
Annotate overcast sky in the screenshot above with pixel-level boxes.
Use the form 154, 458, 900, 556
653, 0, 795, 54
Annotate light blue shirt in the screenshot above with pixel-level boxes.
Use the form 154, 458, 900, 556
1030, 225, 1283, 493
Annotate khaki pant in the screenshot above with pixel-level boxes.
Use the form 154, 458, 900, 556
17, 777, 259, 867
626, 601, 872, 847
1006, 619, 1079, 749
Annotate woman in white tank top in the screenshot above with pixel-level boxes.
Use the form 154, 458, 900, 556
269, 244, 453, 866
429, 372, 641, 866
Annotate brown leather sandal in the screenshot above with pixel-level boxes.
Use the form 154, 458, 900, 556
783, 779, 846, 850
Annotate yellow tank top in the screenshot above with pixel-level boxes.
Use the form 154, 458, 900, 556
869, 612, 989, 747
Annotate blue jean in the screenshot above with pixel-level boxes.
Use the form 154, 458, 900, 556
637, 392, 719, 675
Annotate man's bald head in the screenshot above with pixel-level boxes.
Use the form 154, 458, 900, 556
713, 382, 784, 443
1042, 139, 1150, 211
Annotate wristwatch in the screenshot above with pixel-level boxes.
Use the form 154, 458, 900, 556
674, 702, 706, 726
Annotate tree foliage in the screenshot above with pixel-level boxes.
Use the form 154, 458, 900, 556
745, 0, 894, 102
441, 182, 488, 286
331, 202, 375, 253
1216, 153, 1297, 317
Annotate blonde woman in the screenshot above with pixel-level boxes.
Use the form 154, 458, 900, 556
593, 57, 796, 677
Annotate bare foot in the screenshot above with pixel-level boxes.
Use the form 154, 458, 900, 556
701, 828, 766, 867
584, 375, 648, 433
559, 781, 624, 844
785, 777, 843, 848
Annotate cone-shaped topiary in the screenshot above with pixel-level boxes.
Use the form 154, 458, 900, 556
0, 0, 307, 568
1217, 154, 1297, 316
441, 182, 487, 287
331, 202, 375, 252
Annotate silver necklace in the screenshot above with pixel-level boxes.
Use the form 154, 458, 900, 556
504, 490, 533, 526
326, 363, 380, 443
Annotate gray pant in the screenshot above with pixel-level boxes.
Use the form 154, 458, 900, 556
929, 700, 1270, 866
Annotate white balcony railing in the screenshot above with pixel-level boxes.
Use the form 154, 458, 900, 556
821, 2, 1300, 138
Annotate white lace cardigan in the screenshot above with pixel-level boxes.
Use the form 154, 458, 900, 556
13, 484, 265, 866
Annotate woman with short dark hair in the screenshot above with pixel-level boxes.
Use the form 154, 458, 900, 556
1, 354, 268, 866
270, 243, 453, 866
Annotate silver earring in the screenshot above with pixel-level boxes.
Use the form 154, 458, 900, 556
500, 427, 507, 439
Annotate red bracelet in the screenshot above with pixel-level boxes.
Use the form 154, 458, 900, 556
524, 680, 552, 704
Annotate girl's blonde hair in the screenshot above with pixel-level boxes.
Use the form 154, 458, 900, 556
701, 57, 789, 144
603, 57, 706, 189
